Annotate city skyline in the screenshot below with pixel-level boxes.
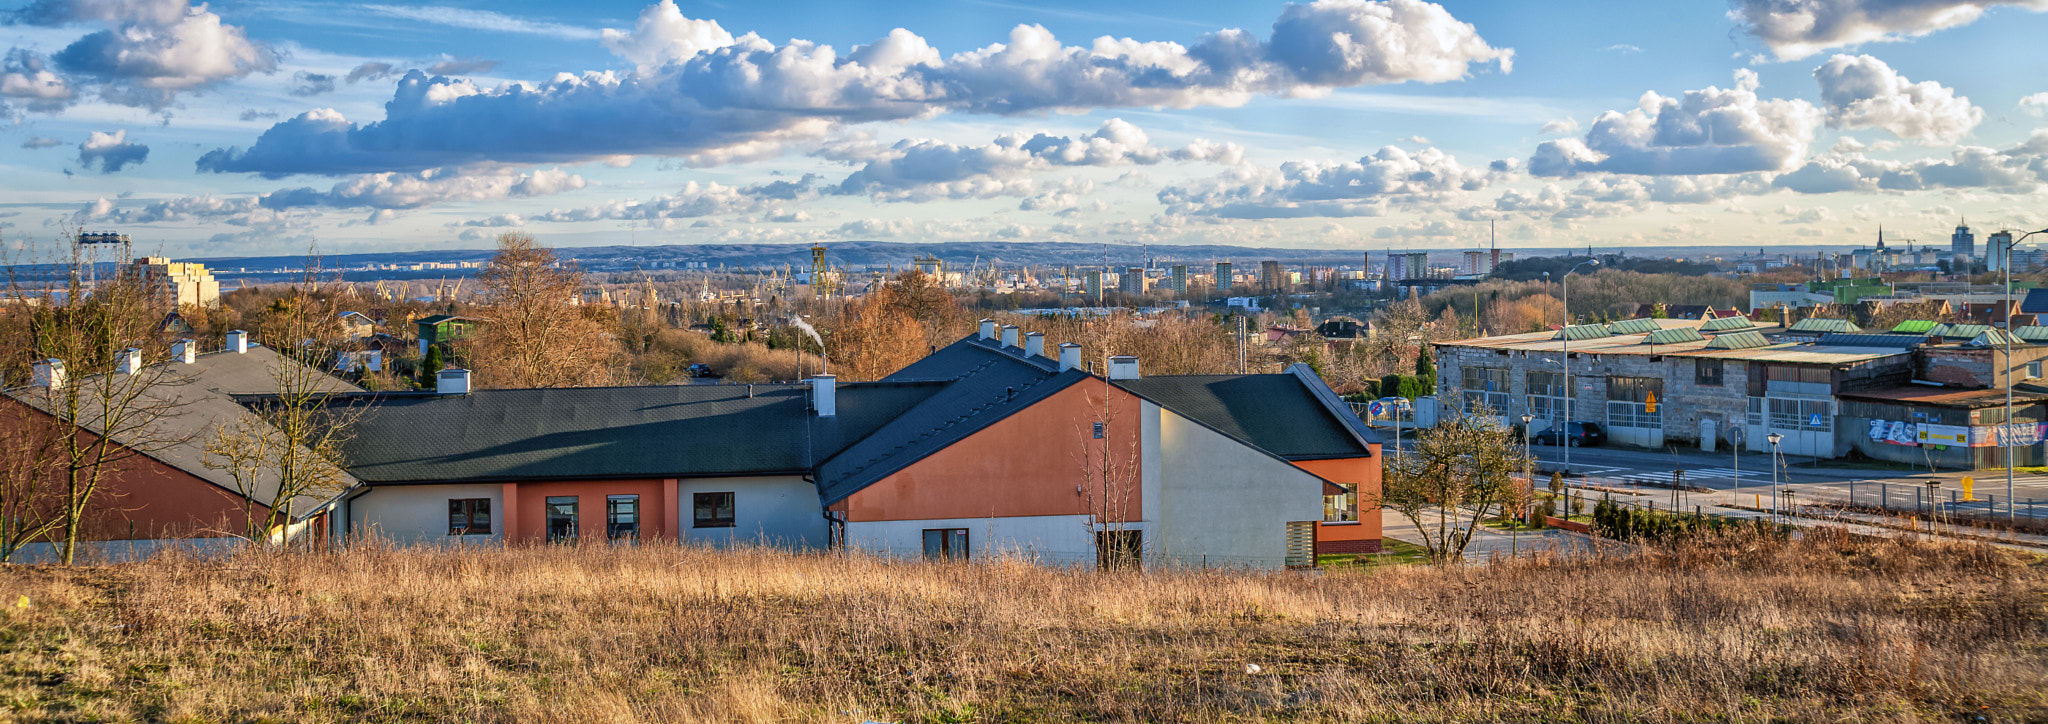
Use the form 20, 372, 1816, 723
3, 0, 2048, 257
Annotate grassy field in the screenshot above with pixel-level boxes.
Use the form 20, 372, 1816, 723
0, 531, 2042, 723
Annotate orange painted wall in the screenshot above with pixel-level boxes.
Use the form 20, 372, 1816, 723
844, 379, 1142, 523
1294, 444, 1383, 547
506, 479, 671, 544
0, 399, 267, 541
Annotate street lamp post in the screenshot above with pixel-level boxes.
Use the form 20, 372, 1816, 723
1999, 228, 2048, 523
1519, 413, 1535, 555
1767, 432, 1784, 524
1560, 259, 1601, 477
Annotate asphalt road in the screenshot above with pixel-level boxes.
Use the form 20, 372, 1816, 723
1373, 424, 2048, 512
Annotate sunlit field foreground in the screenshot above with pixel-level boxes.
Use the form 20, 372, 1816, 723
0, 531, 2042, 723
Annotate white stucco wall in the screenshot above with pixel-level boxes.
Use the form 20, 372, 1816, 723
844, 514, 1097, 564
1147, 402, 1324, 568
676, 476, 827, 549
344, 483, 504, 545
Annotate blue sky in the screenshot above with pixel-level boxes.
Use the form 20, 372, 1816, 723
3, 0, 2047, 257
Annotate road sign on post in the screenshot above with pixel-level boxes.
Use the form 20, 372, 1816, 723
1645, 392, 1657, 413
1962, 476, 1975, 501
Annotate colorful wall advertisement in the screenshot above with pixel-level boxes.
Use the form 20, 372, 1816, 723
1869, 419, 2048, 448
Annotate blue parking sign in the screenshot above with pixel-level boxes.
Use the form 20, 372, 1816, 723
1369, 401, 1386, 416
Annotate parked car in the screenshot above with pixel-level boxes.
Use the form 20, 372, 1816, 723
1533, 420, 1606, 447
686, 363, 715, 378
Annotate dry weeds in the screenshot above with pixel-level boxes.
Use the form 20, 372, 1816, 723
0, 529, 2041, 723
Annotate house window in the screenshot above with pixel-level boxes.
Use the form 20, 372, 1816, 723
1096, 530, 1142, 570
693, 492, 735, 528
447, 498, 491, 535
1606, 377, 1664, 430
544, 496, 578, 543
1695, 359, 1724, 387
606, 495, 640, 540
1323, 483, 1358, 522
1459, 366, 1511, 414
922, 528, 969, 560
1092, 422, 1105, 439
2029, 361, 2043, 380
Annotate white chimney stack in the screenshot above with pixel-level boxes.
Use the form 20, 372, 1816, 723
172, 339, 196, 364
225, 330, 248, 354
812, 374, 837, 417
1024, 332, 1045, 358
31, 359, 64, 389
1058, 343, 1082, 372
979, 318, 997, 340
436, 368, 471, 395
116, 348, 142, 375
1108, 355, 1140, 380
1000, 325, 1020, 348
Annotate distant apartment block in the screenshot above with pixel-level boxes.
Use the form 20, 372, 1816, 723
1259, 260, 1285, 293
1121, 267, 1146, 295
1214, 262, 1233, 293
1169, 265, 1188, 295
128, 257, 220, 309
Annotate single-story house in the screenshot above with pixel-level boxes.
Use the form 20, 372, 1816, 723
324, 323, 1382, 568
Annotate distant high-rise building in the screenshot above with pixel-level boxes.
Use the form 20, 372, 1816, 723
1953, 222, 1976, 259
1214, 262, 1233, 292
1990, 230, 2014, 272
1259, 260, 1285, 292
127, 256, 220, 309
1121, 267, 1145, 295
1170, 265, 1188, 295
1084, 270, 1103, 298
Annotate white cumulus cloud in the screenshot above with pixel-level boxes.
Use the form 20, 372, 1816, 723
77, 129, 146, 172
1529, 69, 1821, 177
11, 0, 279, 109
1813, 54, 1979, 143
1160, 145, 1494, 218
197, 0, 1509, 178
1729, 0, 2048, 60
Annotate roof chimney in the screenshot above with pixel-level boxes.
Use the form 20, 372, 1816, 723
436, 368, 471, 395
1058, 343, 1082, 372
225, 330, 248, 354
172, 339, 196, 364
1000, 324, 1020, 348
31, 359, 64, 389
979, 318, 997, 340
812, 374, 836, 417
116, 348, 142, 375
1107, 355, 1140, 380
1024, 332, 1045, 358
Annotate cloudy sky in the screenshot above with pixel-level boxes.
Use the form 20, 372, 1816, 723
3, 0, 2047, 257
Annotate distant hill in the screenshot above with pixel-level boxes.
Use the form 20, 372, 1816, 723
190, 240, 1387, 276
185, 240, 1873, 281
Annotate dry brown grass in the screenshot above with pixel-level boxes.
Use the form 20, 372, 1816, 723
0, 530, 2042, 723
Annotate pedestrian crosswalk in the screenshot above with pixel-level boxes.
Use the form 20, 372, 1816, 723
1611, 467, 1768, 485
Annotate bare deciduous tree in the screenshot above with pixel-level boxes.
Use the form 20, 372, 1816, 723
1373, 403, 1531, 564
470, 233, 618, 388
12, 231, 188, 565
204, 265, 364, 544
1076, 386, 1143, 569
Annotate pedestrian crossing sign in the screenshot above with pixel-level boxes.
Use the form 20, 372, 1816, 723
1809, 413, 1823, 427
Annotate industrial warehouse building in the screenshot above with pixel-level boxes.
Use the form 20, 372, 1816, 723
1433, 317, 2048, 468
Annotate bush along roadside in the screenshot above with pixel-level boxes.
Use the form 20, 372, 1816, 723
1591, 496, 1790, 545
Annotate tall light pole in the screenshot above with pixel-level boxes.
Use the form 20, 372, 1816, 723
1560, 259, 1601, 477
1999, 228, 2048, 522
1767, 432, 1784, 524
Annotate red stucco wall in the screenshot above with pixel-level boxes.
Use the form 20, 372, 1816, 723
844, 378, 1143, 523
